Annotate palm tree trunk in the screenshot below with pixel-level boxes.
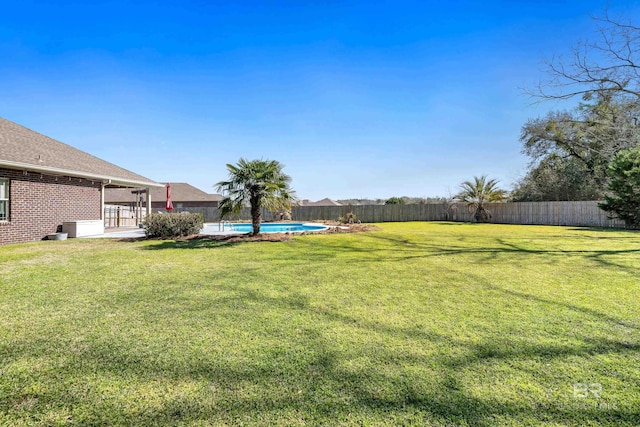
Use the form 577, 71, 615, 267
250, 194, 261, 235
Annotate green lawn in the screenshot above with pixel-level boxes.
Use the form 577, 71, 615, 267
1, 222, 639, 426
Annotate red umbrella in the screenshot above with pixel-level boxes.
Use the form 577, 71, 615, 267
166, 183, 174, 211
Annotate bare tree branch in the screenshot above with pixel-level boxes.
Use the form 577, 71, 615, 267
532, 10, 640, 102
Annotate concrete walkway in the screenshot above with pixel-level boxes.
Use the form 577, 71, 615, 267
87, 223, 246, 239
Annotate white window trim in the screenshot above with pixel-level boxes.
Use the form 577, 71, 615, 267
0, 179, 9, 222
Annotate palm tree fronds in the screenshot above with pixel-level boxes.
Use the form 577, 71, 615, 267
216, 158, 297, 235
456, 175, 506, 222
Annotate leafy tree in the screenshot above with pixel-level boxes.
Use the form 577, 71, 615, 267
520, 95, 640, 191
216, 158, 296, 235
598, 147, 640, 227
456, 176, 506, 222
511, 154, 603, 201
385, 197, 405, 205
521, 12, 640, 200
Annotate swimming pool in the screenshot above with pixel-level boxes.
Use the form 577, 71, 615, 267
220, 222, 328, 233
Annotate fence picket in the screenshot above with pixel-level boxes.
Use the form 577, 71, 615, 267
104, 201, 629, 229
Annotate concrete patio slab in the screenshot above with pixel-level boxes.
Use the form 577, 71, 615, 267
86, 223, 247, 239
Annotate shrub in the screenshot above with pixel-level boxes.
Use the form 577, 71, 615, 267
338, 212, 357, 224
599, 147, 640, 227
385, 197, 405, 205
143, 212, 204, 238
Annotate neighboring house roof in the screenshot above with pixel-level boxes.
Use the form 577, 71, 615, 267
305, 198, 343, 206
105, 182, 222, 204
0, 117, 162, 188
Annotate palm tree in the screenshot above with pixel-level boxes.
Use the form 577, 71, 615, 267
457, 175, 506, 222
216, 158, 296, 235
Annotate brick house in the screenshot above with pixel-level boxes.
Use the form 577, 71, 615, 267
105, 182, 222, 211
0, 117, 162, 245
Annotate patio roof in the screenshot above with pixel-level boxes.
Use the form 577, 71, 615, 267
105, 182, 222, 203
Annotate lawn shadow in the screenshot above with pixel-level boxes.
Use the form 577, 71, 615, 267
5, 225, 640, 424
282, 232, 640, 272
4, 277, 640, 426
139, 234, 285, 250
139, 233, 299, 250
142, 239, 238, 250
568, 226, 638, 235
485, 284, 640, 331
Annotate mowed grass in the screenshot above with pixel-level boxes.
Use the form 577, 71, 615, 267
1, 222, 639, 426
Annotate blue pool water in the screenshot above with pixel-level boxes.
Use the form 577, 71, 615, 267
226, 222, 328, 233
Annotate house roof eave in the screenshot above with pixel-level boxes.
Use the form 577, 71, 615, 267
0, 160, 164, 188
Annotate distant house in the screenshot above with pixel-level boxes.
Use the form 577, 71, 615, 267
104, 182, 222, 211
0, 118, 162, 244
300, 198, 343, 207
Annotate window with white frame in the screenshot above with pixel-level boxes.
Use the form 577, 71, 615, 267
0, 179, 8, 221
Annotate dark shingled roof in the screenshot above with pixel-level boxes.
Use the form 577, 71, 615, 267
0, 117, 161, 187
105, 183, 222, 204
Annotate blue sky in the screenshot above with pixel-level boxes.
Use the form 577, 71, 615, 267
1, 0, 639, 200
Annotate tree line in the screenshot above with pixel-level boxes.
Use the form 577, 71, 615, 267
512, 11, 640, 226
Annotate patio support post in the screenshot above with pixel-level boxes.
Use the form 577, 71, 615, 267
145, 187, 152, 218
101, 182, 105, 221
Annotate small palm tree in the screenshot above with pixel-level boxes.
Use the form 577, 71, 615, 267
457, 175, 506, 222
216, 158, 296, 235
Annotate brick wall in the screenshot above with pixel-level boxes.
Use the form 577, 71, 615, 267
0, 168, 102, 245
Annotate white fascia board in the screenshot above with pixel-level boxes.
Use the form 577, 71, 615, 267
0, 160, 164, 188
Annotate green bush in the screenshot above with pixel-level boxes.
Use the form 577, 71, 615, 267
338, 212, 357, 224
599, 147, 640, 227
385, 197, 405, 205
143, 212, 204, 238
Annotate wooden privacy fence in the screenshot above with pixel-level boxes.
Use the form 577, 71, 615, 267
291, 203, 449, 223
290, 201, 628, 228
470, 201, 627, 228
166, 207, 282, 223
167, 207, 221, 222
109, 201, 629, 229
